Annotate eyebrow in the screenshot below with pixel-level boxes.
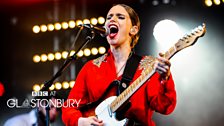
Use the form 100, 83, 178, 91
107, 13, 126, 17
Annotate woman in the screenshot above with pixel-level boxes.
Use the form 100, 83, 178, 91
62, 4, 176, 126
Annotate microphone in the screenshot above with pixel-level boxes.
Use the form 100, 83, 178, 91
79, 24, 109, 37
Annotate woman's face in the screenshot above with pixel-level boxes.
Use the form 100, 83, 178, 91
105, 5, 133, 48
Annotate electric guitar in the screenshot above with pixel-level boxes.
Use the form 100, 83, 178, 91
93, 23, 206, 126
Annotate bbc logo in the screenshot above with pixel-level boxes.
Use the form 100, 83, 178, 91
32, 91, 48, 96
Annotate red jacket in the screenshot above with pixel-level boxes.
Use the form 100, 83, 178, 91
62, 51, 176, 126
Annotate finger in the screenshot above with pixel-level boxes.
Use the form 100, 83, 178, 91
90, 121, 103, 126
159, 52, 164, 57
91, 116, 103, 123
157, 56, 171, 65
156, 66, 167, 74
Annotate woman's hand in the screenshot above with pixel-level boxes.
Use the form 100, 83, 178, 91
154, 53, 171, 80
78, 116, 103, 126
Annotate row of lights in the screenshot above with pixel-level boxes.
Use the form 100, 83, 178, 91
33, 46, 106, 63
205, 0, 224, 7
33, 80, 75, 91
32, 17, 105, 33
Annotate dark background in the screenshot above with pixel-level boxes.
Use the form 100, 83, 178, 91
0, 0, 224, 125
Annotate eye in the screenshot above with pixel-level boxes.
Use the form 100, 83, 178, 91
107, 16, 111, 20
118, 16, 125, 19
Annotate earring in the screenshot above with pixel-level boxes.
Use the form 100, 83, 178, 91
130, 28, 135, 33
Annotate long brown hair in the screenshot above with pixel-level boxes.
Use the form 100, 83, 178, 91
113, 4, 140, 48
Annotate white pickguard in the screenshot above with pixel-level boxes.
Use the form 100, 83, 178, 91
95, 96, 127, 126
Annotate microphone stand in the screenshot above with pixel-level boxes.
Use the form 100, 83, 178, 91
35, 26, 95, 126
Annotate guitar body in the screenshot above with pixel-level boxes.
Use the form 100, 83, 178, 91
95, 96, 127, 126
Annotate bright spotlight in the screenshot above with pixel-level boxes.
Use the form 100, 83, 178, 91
33, 25, 40, 33
98, 47, 106, 54
47, 53, 55, 61
33, 84, 40, 91
55, 52, 62, 60
62, 51, 69, 59
55, 82, 62, 90
98, 17, 105, 24
54, 22, 61, 30
62, 22, 69, 29
205, 0, 213, 6
49, 84, 55, 90
69, 81, 75, 88
76, 20, 83, 26
69, 50, 76, 56
47, 24, 54, 31
153, 19, 183, 51
62, 81, 69, 89
214, 0, 221, 5
68, 20, 76, 28
40, 25, 47, 32
91, 47, 98, 55
40, 54, 48, 62
77, 50, 84, 57
33, 55, 41, 63
83, 19, 90, 24
84, 48, 91, 56
90, 18, 98, 25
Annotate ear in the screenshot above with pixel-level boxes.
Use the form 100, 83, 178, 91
130, 25, 139, 35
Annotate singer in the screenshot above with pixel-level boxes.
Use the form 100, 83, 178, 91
62, 4, 176, 126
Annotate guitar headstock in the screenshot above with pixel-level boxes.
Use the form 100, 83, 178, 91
175, 23, 206, 52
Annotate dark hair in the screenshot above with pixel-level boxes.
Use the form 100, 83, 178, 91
113, 4, 140, 48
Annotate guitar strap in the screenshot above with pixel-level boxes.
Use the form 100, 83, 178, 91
117, 53, 142, 95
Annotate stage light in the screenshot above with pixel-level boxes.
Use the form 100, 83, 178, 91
55, 52, 62, 60
69, 50, 76, 56
47, 24, 54, 31
84, 48, 91, 56
77, 50, 84, 57
68, 20, 76, 28
40, 25, 47, 32
62, 81, 69, 89
153, 19, 183, 51
62, 51, 69, 59
152, 0, 159, 6
83, 19, 90, 24
90, 18, 98, 25
49, 84, 55, 91
62, 22, 69, 29
33, 25, 40, 33
98, 46, 106, 54
163, 0, 170, 4
76, 20, 83, 26
54, 22, 61, 30
33, 55, 41, 63
98, 17, 105, 24
214, 0, 221, 5
47, 53, 54, 61
55, 82, 62, 90
33, 84, 41, 91
205, 0, 213, 6
40, 54, 48, 62
69, 81, 75, 88
91, 47, 98, 55
40, 84, 44, 88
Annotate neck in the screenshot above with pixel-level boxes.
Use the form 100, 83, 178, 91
110, 44, 132, 63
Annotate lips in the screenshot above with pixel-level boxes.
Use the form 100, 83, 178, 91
108, 24, 119, 38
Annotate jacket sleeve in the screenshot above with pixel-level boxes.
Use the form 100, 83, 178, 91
146, 73, 177, 115
62, 63, 90, 126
